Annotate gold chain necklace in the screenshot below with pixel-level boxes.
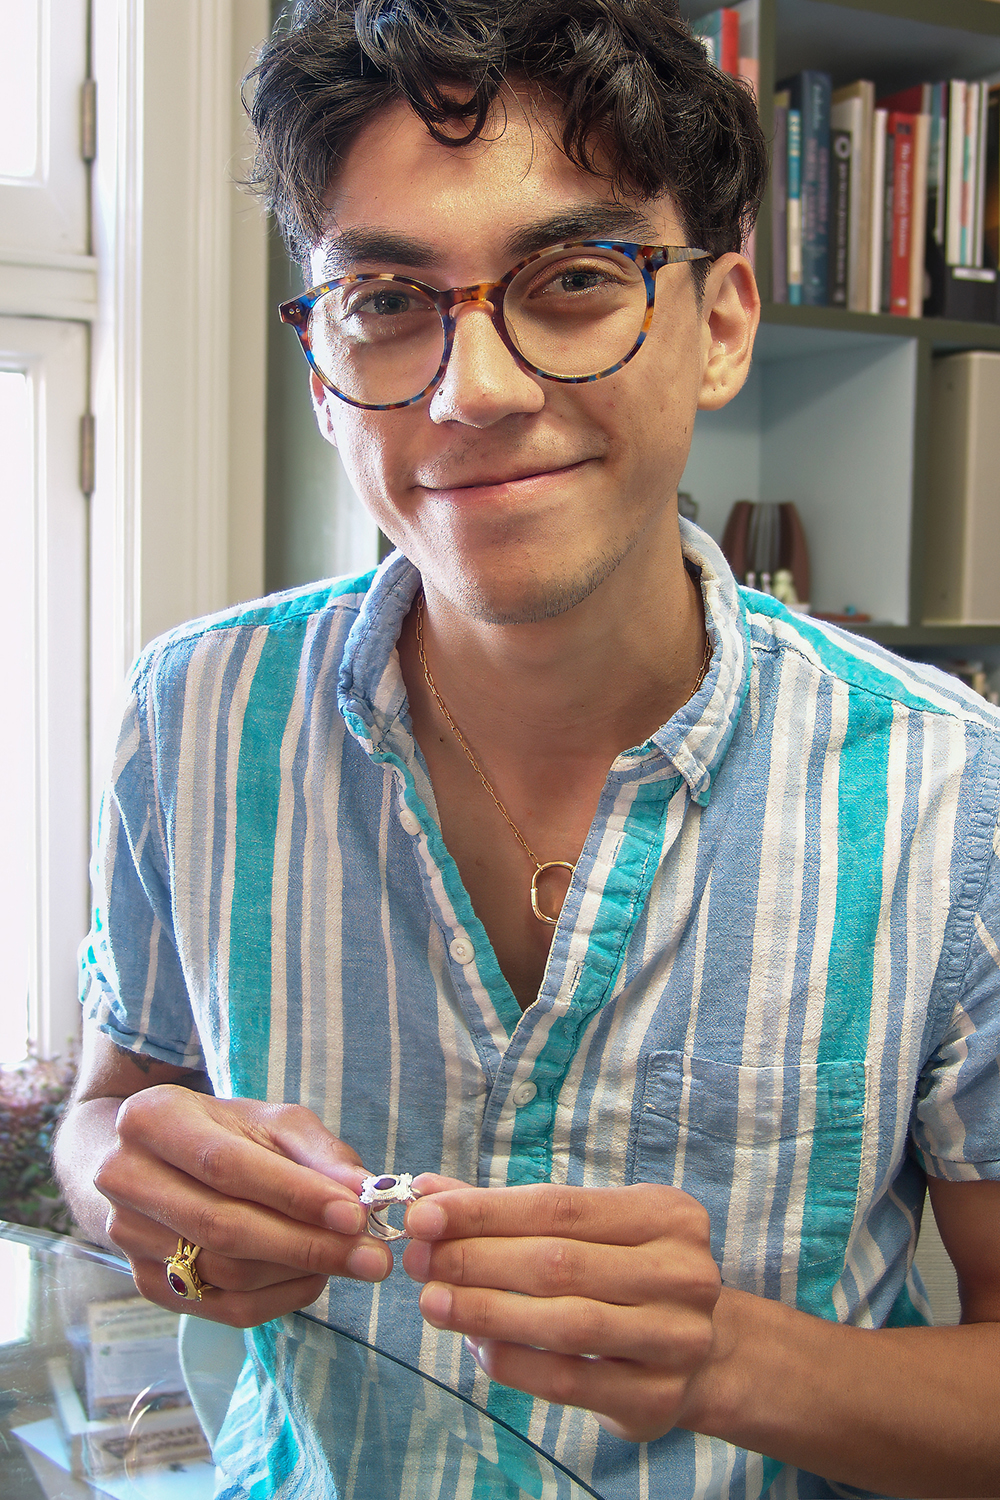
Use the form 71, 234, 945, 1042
414, 592, 712, 926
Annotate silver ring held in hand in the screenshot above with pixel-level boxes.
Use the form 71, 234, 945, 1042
359, 1173, 420, 1242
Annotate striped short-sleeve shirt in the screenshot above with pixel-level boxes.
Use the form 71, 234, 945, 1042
81, 521, 1000, 1499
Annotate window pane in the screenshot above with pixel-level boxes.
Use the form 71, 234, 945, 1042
0, 371, 34, 1063
0, 0, 40, 180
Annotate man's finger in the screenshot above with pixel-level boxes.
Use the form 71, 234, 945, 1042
101, 1160, 391, 1281
112, 1091, 368, 1232
418, 1281, 714, 1368
465, 1339, 687, 1444
129, 1254, 333, 1329
405, 1181, 708, 1248
402, 1232, 718, 1310
109, 1208, 330, 1293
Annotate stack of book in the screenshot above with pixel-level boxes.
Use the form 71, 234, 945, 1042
691, 2, 760, 97
691, 4, 759, 262
772, 71, 1000, 319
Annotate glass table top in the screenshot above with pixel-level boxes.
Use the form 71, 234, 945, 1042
0, 1221, 602, 1499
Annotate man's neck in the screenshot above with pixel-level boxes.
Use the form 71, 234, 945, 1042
403, 527, 707, 768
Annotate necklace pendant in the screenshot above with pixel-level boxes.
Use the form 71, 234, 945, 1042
530, 861, 575, 925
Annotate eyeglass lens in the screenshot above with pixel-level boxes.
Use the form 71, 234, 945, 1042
305, 246, 650, 406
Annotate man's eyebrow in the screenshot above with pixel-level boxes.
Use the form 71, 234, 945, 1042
322, 230, 440, 276
321, 206, 662, 279
502, 206, 660, 259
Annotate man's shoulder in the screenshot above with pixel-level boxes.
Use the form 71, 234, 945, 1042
742, 587, 1000, 735
133, 568, 379, 687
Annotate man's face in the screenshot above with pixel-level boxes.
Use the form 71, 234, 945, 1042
309, 89, 755, 623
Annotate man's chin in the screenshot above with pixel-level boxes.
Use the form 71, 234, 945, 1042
444, 555, 622, 626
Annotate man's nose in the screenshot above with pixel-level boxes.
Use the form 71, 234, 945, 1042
427, 300, 545, 426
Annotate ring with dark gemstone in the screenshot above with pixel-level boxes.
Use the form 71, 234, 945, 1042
358, 1172, 420, 1242
164, 1238, 211, 1300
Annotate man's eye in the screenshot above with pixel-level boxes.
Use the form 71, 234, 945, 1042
353, 288, 416, 316
529, 261, 626, 299
557, 269, 609, 293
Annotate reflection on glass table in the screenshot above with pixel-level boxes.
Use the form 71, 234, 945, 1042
0, 1222, 601, 1499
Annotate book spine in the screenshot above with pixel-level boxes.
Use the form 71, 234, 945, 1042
800, 72, 832, 305
787, 109, 803, 304
929, 81, 946, 247
985, 84, 999, 269
889, 114, 915, 315
962, 82, 976, 265
720, 8, 739, 77
974, 81, 989, 267
908, 112, 930, 317
881, 119, 895, 313
772, 105, 789, 302
869, 109, 887, 313
946, 80, 967, 265
828, 129, 851, 307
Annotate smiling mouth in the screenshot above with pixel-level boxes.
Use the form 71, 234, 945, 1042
419, 459, 590, 492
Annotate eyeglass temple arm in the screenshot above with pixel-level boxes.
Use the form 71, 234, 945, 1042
646, 246, 713, 268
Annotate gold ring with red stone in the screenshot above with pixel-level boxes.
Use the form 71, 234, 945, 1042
165, 1237, 213, 1300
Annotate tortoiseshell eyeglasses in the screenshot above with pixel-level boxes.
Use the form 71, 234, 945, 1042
279, 240, 712, 410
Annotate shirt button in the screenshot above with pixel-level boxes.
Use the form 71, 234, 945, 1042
398, 807, 421, 835
449, 936, 475, 965
512, 1082, 537, 1106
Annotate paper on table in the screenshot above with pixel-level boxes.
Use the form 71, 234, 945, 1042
13, 1417, 217, 1500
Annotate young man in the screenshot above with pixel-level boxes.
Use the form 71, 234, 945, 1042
55, 1, 1000, 1496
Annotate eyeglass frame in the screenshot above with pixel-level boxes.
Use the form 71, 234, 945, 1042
278, 240, 713, 411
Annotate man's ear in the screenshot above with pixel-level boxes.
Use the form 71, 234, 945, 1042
309, 372, 339, 447
697, 252, 760, 412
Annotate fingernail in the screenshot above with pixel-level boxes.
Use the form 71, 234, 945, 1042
420, 1283, 452, 1325
347, 1243, 390, 1282
408, 1200, 447, 1239
324, 1200, 365, 1236
464, 1336, 483, 1366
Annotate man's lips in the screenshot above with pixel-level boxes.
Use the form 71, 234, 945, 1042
415, 458, 591, 493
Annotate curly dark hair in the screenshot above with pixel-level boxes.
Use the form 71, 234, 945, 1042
246, 0, 767, 276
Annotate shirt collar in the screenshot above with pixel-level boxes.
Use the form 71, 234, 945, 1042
338, 518, 751, 804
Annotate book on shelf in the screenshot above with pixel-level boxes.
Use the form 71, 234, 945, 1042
986, 84, 1000, 267
692, 6, 760, 264
691, 7, 739, 76
787, 106, 803, 304
828, 129, 851, 307
869, 108, 888, 313
884, 112, 930, 318
771, 96, 789, 301
692, 1, 758, 89
830, 80, 874, 313
779, 71, 832, 306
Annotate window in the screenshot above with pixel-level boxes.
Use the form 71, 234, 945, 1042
0, 0, 270, 1063
0, 0, 91, 1063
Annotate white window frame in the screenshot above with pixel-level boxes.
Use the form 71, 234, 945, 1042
90, 0, 269, 796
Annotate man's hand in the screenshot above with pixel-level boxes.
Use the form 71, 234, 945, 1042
401, 1177, 720, 1441
92, 1084, 391, 1326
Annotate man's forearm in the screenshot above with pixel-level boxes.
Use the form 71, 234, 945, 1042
683, 1287, 1000, 1497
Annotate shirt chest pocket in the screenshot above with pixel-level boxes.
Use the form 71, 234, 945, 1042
632, 1052, 867, 1296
